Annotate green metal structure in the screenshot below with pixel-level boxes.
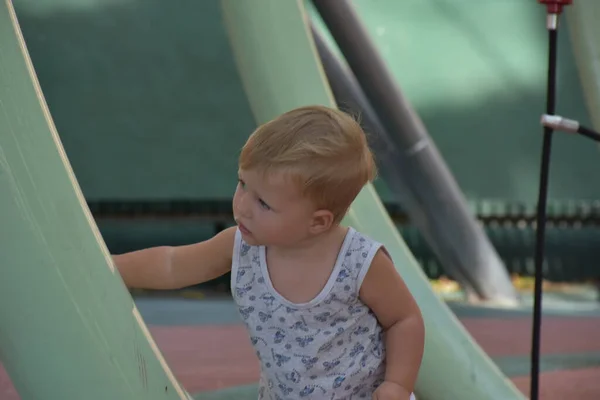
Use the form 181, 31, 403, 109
0, 1, 190, 399
0, 0, 526, 398
2, 0, 599, 399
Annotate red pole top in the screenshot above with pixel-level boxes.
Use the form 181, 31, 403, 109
538, 0, 573, 14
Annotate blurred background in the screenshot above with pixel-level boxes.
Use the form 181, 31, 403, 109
2, 0, 600, 399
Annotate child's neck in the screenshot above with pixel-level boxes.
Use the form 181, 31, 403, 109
267, 225, 348, 262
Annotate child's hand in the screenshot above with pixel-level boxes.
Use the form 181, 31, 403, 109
372, 381, 412, 400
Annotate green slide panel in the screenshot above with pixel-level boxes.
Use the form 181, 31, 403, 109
218, 0, 525, 399
0, 1, 191, 399
567, 0, 600, 131
0, 0, 523, 398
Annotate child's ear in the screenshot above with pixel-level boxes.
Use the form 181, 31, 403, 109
309, 209, 334, 234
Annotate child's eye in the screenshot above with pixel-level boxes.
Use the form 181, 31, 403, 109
259, 199, 271, 211
238, 179, 246, 189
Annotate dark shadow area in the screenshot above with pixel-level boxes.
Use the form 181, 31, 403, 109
14, 0, 256, 202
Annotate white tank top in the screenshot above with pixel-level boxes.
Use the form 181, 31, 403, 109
231, 226, 390, 399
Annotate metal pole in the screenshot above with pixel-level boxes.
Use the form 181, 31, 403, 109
530, 1, 572, 399
311, 0, 518, 304
310, 23, 476, 299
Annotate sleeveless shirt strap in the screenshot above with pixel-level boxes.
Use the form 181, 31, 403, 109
230, 227, 243, 292
356, 240, 385, 291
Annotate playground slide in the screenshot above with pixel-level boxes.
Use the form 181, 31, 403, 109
0, 0, 523, 400
567, 0, 600, 132
213, 1, 524, 399
0, 1, 191, 399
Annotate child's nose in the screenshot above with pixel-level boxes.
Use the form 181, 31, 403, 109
235, 193, 252, 218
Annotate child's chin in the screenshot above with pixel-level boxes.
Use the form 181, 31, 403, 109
241, 232, 261, 246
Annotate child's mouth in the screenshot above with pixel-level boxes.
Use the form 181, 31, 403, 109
238, 222, 251, 235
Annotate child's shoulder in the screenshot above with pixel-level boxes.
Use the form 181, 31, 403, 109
345, 226, 382, 249
204, 226, 238, 257
344, 227, 394, 272
348, 226, 376, 241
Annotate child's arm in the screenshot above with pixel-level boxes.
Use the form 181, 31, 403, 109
112, 226, 236, 290
359, 247, 425, 398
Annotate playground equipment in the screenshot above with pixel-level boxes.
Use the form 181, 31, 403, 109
0, 1, 191, 399
310, 0, 517, 305
530, 1, 600, 398
0, 0, 525, 398
1, 0, 598, 398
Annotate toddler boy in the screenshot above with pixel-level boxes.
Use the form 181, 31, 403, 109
113, 105, 425, 399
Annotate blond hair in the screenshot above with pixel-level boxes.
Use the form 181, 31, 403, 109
239, 105, 377, 223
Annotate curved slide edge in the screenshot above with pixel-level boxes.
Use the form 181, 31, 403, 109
0, 1, 191, 399
217, 0, 525, 399
566, 0, 600, 131
310, 0, 518, 306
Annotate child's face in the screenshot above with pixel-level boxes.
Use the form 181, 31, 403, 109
233, 168, 320, 247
